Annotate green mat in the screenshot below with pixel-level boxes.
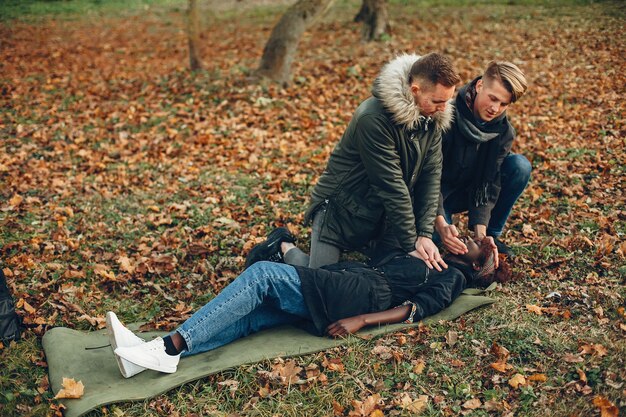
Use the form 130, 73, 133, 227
42, 288, 494, 417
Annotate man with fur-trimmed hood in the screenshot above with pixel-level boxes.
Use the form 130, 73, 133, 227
281, 53, 460, 270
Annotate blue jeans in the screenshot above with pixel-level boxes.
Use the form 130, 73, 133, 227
174, 261, 311, 357
439, 154, 531, 237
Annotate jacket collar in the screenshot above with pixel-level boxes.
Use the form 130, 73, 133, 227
372, 53, 453, 132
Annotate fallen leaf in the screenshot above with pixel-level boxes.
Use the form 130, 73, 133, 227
490, 342, 510, 359
450, 359, 465, 367
563, 354, 584, 363
528, 373, 548, 382
323, 357, 345, 373
17, 298, 36, 314
593, 395, 619, 417
490, 360, 510, 373
54, 377, 84, 399
258, 384, 271, 398
93, 263, 116, 281
526, 304, 543, 315
413, 360, 425, 375
332, 400, 345, 416
275, 360, 302, 385
349, 393, 382, 416
9, 194, 23, 208
371, 345, 393, 360
187, 243, 211, 256
580, 343, 608, 357
522, 223, 536, 237
462, 398, 482, 409
399, 393, 428, 413
446, 330, 458, 347
508, 373, 526, 389
484, 400, 505, 411
117, 256, 135, 274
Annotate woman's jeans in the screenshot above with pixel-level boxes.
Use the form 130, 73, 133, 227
439, 154, 532, 237
174, 262, 311, 357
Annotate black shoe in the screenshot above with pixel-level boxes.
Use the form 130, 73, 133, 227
491, 236, 513, 257
244, 227, 296, 269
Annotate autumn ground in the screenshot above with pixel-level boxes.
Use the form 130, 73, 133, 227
0, 0, 624, 416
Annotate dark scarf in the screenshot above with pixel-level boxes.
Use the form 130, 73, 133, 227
455, 78, 508, 207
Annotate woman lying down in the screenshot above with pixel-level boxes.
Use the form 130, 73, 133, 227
107, 229, 512, 378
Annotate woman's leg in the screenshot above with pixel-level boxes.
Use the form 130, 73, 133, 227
176, 261, 311, 356
487, 154, 532, 237
180, 305, 301, 357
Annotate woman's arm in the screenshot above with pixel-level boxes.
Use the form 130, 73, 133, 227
326, 305, 412, 337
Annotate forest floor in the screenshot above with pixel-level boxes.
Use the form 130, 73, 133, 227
1, 0, 624, 416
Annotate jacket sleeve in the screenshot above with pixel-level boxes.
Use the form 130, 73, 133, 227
355, 114, 417, 253
467, 125, 515, 228
404, 268, 466, 321
412, 132, 443, 238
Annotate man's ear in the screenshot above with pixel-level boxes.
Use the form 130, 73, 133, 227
410, 83, 420, 95
476, 78, 484, 92
472, 262, 481, 271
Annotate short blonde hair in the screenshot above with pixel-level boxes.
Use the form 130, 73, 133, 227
483, 61, 527, 102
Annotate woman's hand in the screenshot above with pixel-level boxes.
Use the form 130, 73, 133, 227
326, 316, 366, 337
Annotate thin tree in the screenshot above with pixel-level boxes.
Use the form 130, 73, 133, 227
354, 0, 390, 42
187, 0, 202, 70
256, 0, 334, 86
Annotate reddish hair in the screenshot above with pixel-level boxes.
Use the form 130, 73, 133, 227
409, 53, 460, 88
473, 253, 514, 288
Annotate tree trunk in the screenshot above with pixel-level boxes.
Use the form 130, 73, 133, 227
187, 0, 202, 71
256, 0, 334, 86
354, 0, 389, 42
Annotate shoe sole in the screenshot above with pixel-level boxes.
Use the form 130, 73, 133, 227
114, 347, 178, 374
106, 312, 145, 378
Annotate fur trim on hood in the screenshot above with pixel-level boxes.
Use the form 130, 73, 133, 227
372, 53, 453, 132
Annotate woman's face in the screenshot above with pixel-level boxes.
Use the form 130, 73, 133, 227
458, 237, 482, 263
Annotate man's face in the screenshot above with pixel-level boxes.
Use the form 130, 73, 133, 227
411, 82, 455, 117
473, 78, 512, 122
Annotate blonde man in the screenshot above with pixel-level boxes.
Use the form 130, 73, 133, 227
434, 61, 530, 258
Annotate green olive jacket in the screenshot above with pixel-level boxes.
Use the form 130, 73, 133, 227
306, 54, 453, 253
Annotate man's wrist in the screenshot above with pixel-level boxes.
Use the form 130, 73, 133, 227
435, 215, 448, 229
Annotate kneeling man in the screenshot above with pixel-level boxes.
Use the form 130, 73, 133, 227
435, 61, 530, 257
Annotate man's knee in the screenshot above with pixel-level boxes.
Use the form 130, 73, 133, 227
503, 154, 532, 186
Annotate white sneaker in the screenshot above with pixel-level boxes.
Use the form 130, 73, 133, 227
115, 337, 180, 374
106, 311, 147, 378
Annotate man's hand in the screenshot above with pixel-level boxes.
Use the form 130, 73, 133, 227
477, 235, 499, 269
410, 236, 448, 271
435, 218, 468, 255
326, 316, 366, 337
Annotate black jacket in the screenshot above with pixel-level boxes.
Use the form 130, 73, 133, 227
438, 78, 515, 228
295, 257, 466, 336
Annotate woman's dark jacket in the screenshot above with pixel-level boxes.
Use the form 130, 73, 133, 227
306, 54, 452, 253
294, 257, 466, 336
438, 78, 515, 228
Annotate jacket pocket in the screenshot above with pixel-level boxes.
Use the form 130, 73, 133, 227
320, 197, 384, 250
